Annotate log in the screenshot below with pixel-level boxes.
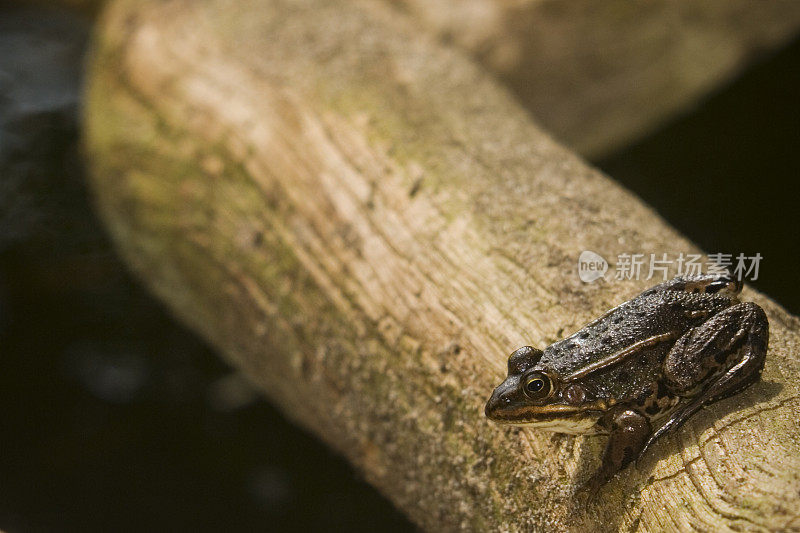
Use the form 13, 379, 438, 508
34, 0, 800, 157
85, 0, 800, 530
395, 0, 800, 157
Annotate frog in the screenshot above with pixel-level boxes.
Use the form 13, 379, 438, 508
484, 273, 768, 491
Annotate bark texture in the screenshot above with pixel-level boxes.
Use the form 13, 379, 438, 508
85, 0, 800, 531
34, 0, 800, 155
395, 0, 800, 157
33, 0, 800, 156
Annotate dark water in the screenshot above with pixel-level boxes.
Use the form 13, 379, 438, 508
596, 37, 800, 315
0, 4, 797, 532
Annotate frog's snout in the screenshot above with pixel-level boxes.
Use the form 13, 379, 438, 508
484, 389, 499, 419
484, 380, 514, 421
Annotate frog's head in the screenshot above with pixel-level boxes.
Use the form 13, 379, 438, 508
484, 346, 606, 434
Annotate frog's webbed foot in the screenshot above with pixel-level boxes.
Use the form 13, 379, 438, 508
644, 301, 768, 453
585, 407, 651, 493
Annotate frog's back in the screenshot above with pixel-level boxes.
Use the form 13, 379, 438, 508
540, 285, 735, 402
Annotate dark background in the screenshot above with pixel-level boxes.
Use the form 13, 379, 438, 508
1, 5, 797, 532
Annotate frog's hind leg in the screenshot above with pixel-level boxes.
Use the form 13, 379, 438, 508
644, 301, 768, 452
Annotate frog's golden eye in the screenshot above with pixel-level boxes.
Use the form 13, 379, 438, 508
522, 372, 552, 400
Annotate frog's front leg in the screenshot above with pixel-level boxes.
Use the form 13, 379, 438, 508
645, 301, 769, 451
587, 407, 652, 492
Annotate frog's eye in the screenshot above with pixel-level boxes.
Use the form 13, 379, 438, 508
522, 372, 552, 400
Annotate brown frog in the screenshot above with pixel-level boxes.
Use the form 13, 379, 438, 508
484, 274, 768, 490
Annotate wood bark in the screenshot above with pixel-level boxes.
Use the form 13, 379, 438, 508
394, 0, 800, 158
85, 0, 800, 531
31, 0, 800, 156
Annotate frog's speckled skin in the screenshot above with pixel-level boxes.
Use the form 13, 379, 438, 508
485, 274, 769, 490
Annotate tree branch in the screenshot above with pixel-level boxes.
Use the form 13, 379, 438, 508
394, 0, 800, 158
85, 0, 800, 530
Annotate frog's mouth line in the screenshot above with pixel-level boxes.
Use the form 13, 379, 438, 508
490, 401, 608, 420
490, 407, 605, 434
487, 401, 609, 433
